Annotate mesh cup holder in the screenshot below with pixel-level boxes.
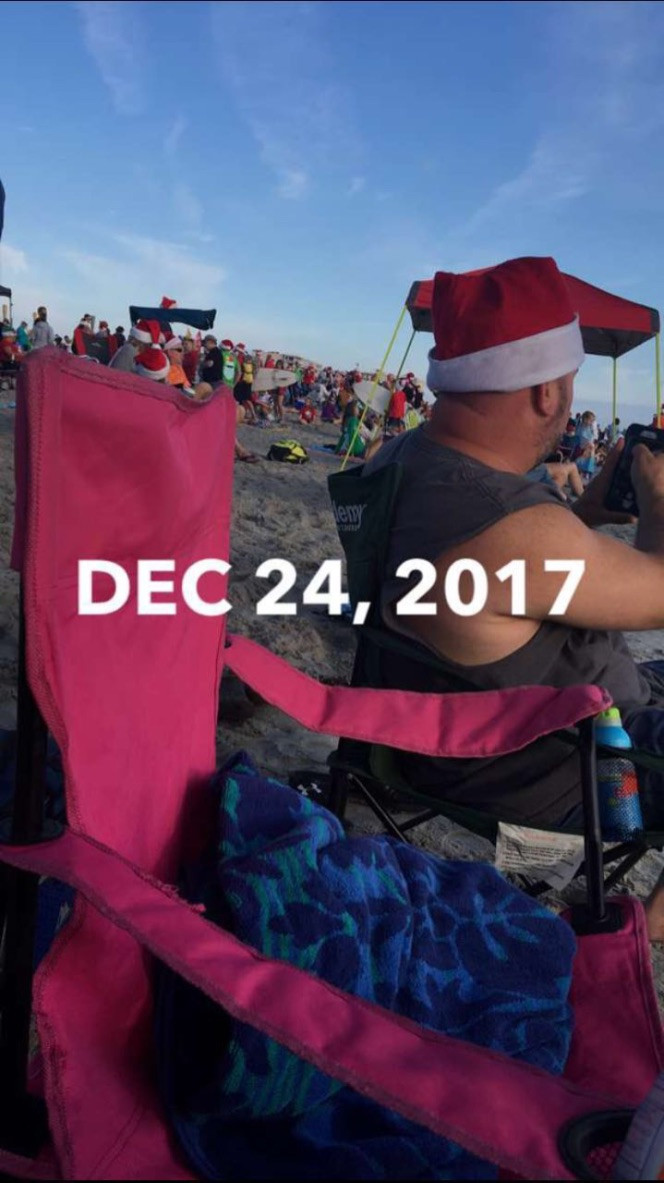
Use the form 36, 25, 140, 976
559, 1111, 634, 1180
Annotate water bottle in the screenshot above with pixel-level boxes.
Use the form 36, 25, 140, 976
595, 708, 643, 840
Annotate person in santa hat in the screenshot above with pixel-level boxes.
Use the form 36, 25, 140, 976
71, 315, 93, 357
164, 336, 195, 393
134, 343, 171, 383
364, 256, 664, 933
128, 320, 171, 382
109, 320, 156, 372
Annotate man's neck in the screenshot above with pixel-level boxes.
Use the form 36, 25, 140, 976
422, 420, 536, 476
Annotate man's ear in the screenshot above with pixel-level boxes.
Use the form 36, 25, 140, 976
531, 382, 554, 417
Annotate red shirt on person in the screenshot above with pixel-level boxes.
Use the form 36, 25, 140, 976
183, 349, 199, 386
388, 389, 407, 420
0, 339, 21, 365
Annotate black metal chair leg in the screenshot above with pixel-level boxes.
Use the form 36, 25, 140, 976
603, 849, 650, 894
570, 718, 624, 936
328, 766, 349, 820
347, 774, 413, 843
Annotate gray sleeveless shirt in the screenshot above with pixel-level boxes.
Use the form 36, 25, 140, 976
362, 427, 652, 825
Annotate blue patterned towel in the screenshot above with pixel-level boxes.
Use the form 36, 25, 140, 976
156, 753, 576, 1180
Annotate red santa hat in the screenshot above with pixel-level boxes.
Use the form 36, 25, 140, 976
236, 342, 246, 352
135, 346, 170, 381
164, 335, 183, 353
426, 257, 585, 394
220, 339, 234, 351
160, 296, 177, 310
130, 319, 161, 346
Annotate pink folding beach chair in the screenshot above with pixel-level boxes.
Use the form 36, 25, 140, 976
0, 347, 662, 1180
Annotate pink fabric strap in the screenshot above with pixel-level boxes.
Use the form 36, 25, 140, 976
224, 634, 611, 757
563, 898, 664, 1104
0, 829, 627, 1181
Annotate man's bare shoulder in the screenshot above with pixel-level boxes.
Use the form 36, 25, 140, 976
434, 502, 664, 632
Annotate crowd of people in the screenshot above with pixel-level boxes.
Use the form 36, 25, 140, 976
0, 305, 437, 463
0, 304, 654, 480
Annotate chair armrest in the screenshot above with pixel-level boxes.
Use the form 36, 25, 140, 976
225, 634, 611, 759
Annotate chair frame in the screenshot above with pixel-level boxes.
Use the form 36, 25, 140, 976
328, 685, 664, 907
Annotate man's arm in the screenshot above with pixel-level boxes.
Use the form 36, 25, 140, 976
431, 444, 664, 633
392, 443, 664, 668
466, 502, 664, 632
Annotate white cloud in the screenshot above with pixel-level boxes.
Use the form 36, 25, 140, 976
348, 176, 366, 197
164, 115, 187, 160
72, 1, 143, 115
111, 233, 225, 296
184, 231, 217, 246
163, 117, 213, 237
463, 134, 594, 238
553, 1, 664, 136
211, 1, 362, 200
56, 233, 226, 332
173, 183, 204, 230
278, 169, 309, 201
0, 244, 28, 277
379, 1, 664, 276
3, 231, 224, 338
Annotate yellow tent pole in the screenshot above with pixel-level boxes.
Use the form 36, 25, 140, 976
394, 328, 416, 383
656, 332, 662, 422
340, 303, 408, 472
612, 357, 618, 435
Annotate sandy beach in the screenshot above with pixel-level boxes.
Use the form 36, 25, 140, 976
2, 400, 664, 995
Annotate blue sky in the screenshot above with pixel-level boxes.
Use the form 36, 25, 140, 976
2, 0, 664, 422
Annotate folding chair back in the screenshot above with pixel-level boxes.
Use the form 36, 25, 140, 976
9, 349, 235, 1178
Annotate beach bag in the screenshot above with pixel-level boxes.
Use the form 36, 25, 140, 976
267, 439, 309, 464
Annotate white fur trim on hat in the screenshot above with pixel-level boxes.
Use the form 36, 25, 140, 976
136, 349, 170, 382
164, 336, 183, 352
427, 316, 585, 393
130, 323, 153, 345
